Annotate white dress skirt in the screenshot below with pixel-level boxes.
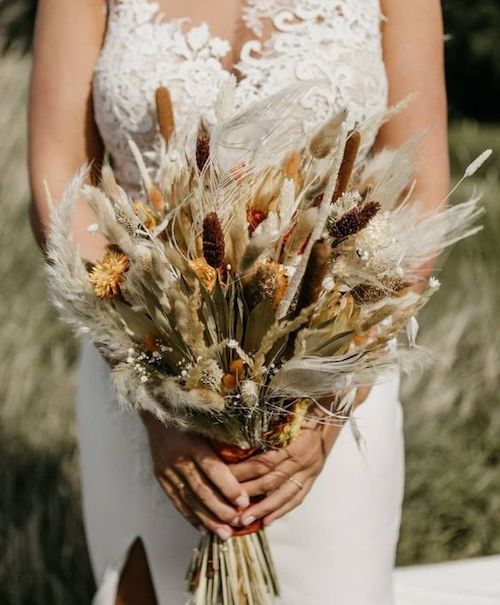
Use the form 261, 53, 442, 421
76, 340, 404, 605
79, 0, 405, 602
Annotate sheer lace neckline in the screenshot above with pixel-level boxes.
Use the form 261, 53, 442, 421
109, 0, 280, 81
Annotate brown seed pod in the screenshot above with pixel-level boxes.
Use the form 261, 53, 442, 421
155, 86, 175, 143
332, 130, 361, 203
202, 212, 225, 269
328, 201, 381, 242
294, 239, 331, 312
196, 123, 211, 172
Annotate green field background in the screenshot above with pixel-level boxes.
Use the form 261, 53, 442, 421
0, 48, 499, 605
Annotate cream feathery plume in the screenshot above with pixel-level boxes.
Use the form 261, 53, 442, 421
363, 132, 425, 209
357, 94, 416, 159
46, 169, 135, 361
83, 187, 138, 259
215, 74, 237, 121
168, 282, 207, 357
308, 108, 347, 159
128, 138, 153, 192
441, 149, 493, 207
464, 149, 493, 177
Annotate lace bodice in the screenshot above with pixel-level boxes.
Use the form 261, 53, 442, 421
93, 0, 388, 190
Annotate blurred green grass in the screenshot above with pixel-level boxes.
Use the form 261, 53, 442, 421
0, 56, 499, 604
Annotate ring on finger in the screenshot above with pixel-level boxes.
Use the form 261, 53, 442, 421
176, 481, 186, 491
287, 476, 304, 490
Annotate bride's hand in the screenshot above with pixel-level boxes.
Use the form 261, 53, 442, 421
142, 414, 249, 540
230, 388, 370, 527
230, 419, 341, 527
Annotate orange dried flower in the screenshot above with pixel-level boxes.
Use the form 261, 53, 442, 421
222, 373, 237, 389
229, 359, 245, 375
189, 257, 217, 292
89, 248, 129, 299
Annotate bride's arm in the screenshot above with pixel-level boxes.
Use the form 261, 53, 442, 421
377, 0, 450, 210
231, 0, 449, 528
29, 0, 108, 261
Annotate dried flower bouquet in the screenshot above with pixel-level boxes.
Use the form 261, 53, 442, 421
46, 82, 488, 604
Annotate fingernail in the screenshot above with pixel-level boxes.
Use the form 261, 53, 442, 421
216, 526, 232, 541
231, 515, 240, 526
235, 495, 249, 509
241, 515, 255, 527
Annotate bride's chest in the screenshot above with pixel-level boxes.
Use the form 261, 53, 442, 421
93, 0, 387, 187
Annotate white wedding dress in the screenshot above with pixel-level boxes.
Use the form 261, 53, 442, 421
77, 1, 405, 603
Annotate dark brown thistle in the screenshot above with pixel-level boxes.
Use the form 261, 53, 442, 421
196, 124, 211, 172
155, 86, 175, 143
294, 239, 331, 313
332, 130, 361, 203
202, 212, 225, 269
328, 201, 381, 245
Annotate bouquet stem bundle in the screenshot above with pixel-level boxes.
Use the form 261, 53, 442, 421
186, 530, 279, 605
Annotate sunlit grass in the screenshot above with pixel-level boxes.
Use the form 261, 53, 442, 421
0, 55, 498, 603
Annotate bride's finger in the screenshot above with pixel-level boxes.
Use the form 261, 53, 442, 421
174, 461, 241, 527
228, 448, 289, 482
263, 476, 315, 526
194, 449, 250, 508
242, 457, 305, 497
239, 473, 312, 526
156, 475, 201, 530
175, 481, 235, 540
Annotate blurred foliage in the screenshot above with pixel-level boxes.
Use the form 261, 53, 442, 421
443, 0, 500, 121
0, 0, 36, 55
1, 0, 500, 121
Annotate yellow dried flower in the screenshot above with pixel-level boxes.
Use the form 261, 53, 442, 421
133, 200, 158, 230
189, 257, 217, 292
89, 248, 129, 299
275, 399, 311, 446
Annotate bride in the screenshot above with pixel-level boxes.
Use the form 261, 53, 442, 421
28, 1, 448, 603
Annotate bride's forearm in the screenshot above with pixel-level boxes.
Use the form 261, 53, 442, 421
28, 0, 107, 261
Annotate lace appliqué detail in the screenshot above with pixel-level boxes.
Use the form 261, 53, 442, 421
94, 0, 387, 191
237, 0, 387, 127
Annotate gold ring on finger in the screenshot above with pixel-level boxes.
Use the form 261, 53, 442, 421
287, 477, 304, 490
